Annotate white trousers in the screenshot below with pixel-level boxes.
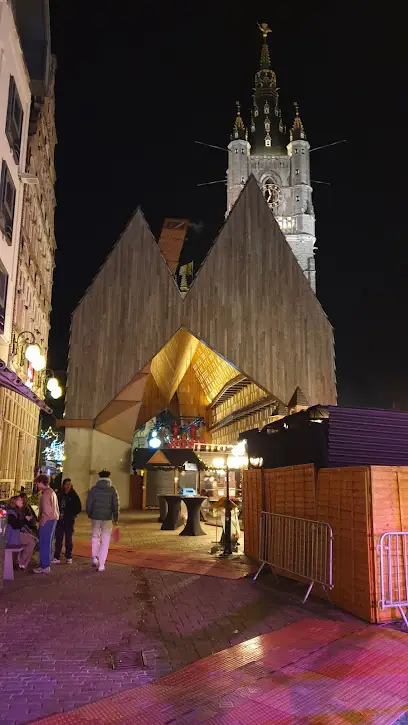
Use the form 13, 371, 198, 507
91, 520, 112, 568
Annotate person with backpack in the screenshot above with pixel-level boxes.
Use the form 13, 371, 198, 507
52, 478, 81, 564
86, 470, 119, 572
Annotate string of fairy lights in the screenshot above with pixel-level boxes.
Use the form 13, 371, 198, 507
40, 426, 65, 466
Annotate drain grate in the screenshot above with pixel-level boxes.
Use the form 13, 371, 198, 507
109, 650, 145, 670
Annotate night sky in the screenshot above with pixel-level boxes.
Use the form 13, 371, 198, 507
48, 2, 406, 410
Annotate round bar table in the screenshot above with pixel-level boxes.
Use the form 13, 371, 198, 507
160, 495, 183, 530
157, 495, 168, 523
179, 496, 207, 536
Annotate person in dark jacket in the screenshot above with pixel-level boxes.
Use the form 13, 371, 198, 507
6, 495, 36, 570
19, 493, 38, 534
86, 470, 119, 572
52, 479, 81, 564
50, 466, 63, 493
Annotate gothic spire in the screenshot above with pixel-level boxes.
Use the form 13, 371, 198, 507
290, 102, 307, 141
251, 22, 286, 155
231, 101, 247, 141
255, 22, 276, 92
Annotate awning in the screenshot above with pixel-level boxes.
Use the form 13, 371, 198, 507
132, 448, 205, 472
0, 359, 52, 414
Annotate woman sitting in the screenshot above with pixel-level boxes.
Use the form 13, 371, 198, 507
19, 492, 38, 533
6, 495, 37, 570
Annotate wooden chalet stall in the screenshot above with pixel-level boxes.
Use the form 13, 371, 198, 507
132, 448, 204, 509
59, 177, 336, 509
243, 406, 408, 624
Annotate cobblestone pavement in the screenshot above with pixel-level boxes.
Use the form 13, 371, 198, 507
0, 549, 358, 725
73, 511, 226, 555
31, 619, 408, 725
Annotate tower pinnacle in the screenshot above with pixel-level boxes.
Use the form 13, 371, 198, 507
251, 22, 285, 154
231, 101, 247, 141
290, 102, 306, 141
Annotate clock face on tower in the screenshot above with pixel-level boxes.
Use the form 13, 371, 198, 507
263, 180, 283, 208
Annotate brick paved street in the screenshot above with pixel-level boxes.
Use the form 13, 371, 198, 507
74, 511, 226, 555
0, 539, 358, 725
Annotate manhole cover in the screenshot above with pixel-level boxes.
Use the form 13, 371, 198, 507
109, 650, 145, 670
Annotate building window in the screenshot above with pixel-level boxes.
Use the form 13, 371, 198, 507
0, 161, 16, 245
265, 138, 271, 147
295, 169, 299, 175
5, 77, 23, 164
296, 195, 300, 202
234, 148, 238, 154
301, 148, 305, 154
0, 263, 8, 335
295, 149, 299, 154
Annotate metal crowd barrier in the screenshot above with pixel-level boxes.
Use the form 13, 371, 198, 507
253, 511, 334, 603
378, 531, 408, 629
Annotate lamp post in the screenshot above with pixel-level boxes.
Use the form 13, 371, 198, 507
223, 458, 233, 556
214, 440, 248, 558
12, 330, 46, 371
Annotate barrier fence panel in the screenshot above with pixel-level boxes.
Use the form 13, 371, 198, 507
378, 531, 408, 629
254, 511, 333, 603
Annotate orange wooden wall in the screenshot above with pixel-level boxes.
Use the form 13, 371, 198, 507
243, 464, 408, 624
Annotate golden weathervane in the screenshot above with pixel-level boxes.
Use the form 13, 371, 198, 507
258, 22, 272, 39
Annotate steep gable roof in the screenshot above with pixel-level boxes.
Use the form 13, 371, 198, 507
67, 178, 336, 421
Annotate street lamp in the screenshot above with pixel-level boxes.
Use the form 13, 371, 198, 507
249, 457, 263, 468
13, 331, 46, 371
221, 440, 248, 557
44, 370, 63, 399
249, 454, 265, 510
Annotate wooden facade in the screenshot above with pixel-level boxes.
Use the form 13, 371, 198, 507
243, 464, 408, 624
65, 177, 336, 439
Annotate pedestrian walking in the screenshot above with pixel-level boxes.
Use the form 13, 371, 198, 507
6, 495, 37, 570
86, 470, 119, 572
52, 478, 81, 564
33, 474, 59, 574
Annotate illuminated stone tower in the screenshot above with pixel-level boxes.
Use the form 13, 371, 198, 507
226, 23, 316, 291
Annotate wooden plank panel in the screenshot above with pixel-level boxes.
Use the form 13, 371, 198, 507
186, 178, 336, 410
66, 210, 183, 420
370, 466, 408, 623
317, 467, 373, 622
